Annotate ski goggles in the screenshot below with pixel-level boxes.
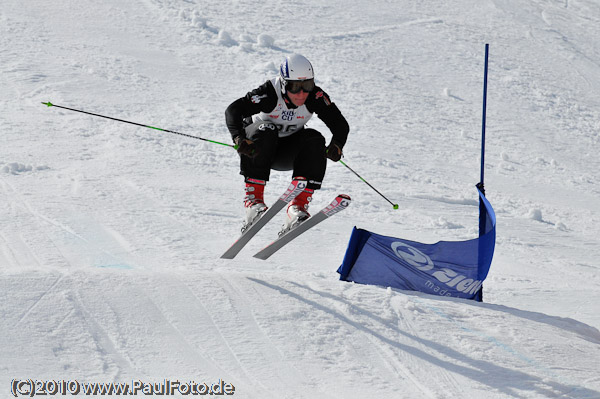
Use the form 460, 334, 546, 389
284, 78, 315, 94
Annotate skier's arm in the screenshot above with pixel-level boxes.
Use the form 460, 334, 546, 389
307, 88, 350, 148
225, 81, 278, 142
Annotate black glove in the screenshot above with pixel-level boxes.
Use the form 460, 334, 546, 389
234, 136, 257, 158
326, 140, 343, 162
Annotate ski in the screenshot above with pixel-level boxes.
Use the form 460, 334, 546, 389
253, 194, 351, 260
220, 178, 308, 259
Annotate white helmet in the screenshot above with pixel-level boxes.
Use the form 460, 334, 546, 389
279, 54, 315, 94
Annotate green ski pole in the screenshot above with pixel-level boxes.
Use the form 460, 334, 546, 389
42, 101, 236, 149
338, 159, 399, 209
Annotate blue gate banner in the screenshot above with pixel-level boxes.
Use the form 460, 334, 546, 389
337, 189, 496, 300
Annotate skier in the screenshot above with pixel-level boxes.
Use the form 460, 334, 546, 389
225, 54, 350, 233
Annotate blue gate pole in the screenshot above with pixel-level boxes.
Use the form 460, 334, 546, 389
476, 43, 490, 302
479, 43, 489, 235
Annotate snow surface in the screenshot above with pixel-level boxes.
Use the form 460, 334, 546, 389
1, 0, 600, 397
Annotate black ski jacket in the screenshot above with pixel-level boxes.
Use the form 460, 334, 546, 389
225, 79, 349, 147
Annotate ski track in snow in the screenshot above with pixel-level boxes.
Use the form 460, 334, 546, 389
1, 0, 600, 397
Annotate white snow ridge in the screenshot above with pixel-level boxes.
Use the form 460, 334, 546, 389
1, 0, 599, 398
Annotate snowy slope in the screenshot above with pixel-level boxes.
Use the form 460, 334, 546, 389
1, 0, 599, 397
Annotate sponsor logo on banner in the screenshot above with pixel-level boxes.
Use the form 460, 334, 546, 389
391, 242, 482, 296
391, 243, 433, 271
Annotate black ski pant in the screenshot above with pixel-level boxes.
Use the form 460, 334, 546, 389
240, 122, 327, 190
